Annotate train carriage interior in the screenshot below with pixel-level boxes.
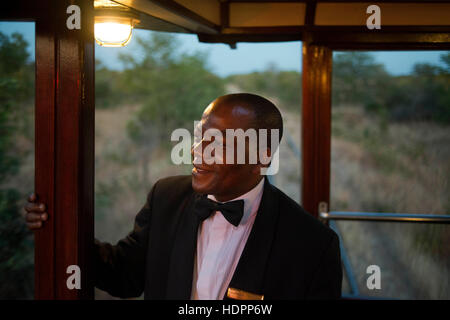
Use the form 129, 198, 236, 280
1, 0, 449, 300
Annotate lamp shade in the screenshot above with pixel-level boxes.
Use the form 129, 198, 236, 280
94, 10, 139, 47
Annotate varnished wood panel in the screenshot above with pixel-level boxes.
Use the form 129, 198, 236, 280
35, 17, 56, 301
33, 0, 95, 300
301, 42, 332, 218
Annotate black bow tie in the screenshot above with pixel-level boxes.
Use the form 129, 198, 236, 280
194, 196, 245, 227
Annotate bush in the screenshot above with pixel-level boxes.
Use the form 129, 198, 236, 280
0, 31, 34, 299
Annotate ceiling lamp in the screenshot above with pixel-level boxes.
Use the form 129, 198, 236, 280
94, 5, 140, 47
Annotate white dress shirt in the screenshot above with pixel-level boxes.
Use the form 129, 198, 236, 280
191, 178, 265, 300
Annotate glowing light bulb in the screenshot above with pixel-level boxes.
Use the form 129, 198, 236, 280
94, 21, 133, 47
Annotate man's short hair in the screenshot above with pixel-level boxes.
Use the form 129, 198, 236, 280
215, 93, 283, 146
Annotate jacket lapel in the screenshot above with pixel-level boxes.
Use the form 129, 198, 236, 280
165, 178, 279, 300
165, 193, 201, 299
225, 178, 279, 299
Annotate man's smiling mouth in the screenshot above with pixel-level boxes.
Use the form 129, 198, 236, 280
192, 165, 213, 175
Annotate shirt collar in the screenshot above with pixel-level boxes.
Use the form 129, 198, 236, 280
208, 178, 265, 225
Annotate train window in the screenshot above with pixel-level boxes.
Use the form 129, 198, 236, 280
0, 21, 35, 299
330, 51, 450, 299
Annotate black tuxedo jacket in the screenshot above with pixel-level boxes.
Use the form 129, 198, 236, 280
94, 175, 342, 299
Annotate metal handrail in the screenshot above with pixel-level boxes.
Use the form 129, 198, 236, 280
324, 211, 449, 299
328, 220, 360, 297
320, 211, 450, 224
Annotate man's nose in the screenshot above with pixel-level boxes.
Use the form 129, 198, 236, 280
192, 139, 218, 164
192, 139, 204, 164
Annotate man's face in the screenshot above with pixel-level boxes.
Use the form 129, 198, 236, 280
191, 101, 262, 202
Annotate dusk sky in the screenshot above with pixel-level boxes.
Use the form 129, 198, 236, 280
1, 22, 448, 77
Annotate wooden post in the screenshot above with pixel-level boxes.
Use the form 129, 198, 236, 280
34, 0, 94, 299
301, 42, 332, 218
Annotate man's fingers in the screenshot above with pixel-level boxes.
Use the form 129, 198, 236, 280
26, 212, 43, 222
27, 221, 42, 229
24, 203, 46, 213
28, 192, 37, 203
24, 193, 47, 230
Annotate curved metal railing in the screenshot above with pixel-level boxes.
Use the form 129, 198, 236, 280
320, 211, 450, 224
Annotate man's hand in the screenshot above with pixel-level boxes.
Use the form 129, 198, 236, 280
24, 192, 48, 230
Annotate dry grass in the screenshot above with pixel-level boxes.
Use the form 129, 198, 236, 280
269, 104, 449, 299
95, 104, 189, 244
330, 105, 450, 299
92, 103, 449, 299
331, 106, 450, 214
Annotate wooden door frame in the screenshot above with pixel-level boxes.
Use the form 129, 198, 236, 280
2, 0, 95, 299
301, 41, 332, 217
34, 0, 95, 300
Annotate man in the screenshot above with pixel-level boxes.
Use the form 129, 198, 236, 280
25, 93, 342, 300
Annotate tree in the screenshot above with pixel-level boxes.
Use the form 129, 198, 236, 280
117, 32, 225, 186
225, 63, 301, 110
386, 54, 450, 124
0, 31, 35, 299
95, 59, 124, 109
332, 52, 391, 109
439, 52, 450, 74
